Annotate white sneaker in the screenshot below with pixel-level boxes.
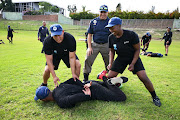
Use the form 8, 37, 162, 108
108, 77, 123, 85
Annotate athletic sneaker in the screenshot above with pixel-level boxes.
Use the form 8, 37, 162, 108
108, 76, 128, 85
97, 70, 107, 80
153, 96, 161, 107
83, 73, 89, 83
165, 54, 168, 56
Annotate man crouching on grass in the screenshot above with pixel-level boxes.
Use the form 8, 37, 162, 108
41, 24, 81, 88
34, 77, 127, 108
104, 17, 161, 107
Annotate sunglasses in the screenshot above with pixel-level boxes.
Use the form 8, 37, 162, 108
100, 6, 108, 10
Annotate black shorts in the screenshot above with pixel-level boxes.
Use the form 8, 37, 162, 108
111, 57, 145, 74
7, 35, 13, 39
164, 40, 171, 46
46, 54, 79, 70
143, 41, 149, 45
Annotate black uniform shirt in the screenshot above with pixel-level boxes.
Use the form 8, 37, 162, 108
38, 26, 49, 42
163, 31, 172, 41
88, 17, 111, 43
109, 30, 139, 59
7, 29, 13, 36
142, 35, 151, 43
42, 32, 76, 59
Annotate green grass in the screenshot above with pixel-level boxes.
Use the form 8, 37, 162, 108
0, 20, 180, 120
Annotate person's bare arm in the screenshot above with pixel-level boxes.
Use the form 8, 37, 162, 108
69, 51, 79, 81
128, 43, 140, 71
87, 33, 93, 56
107, 48, 115, 70
45, 54, 60, 87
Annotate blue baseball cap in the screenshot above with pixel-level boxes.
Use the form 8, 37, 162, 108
34, 86, 50, 101
167, 27, 171, 30
99, 5, 108, 12
50, 24, 63, 37
105, 17, 122, 28
8, 25, 10, 28
146, 32, 151, 36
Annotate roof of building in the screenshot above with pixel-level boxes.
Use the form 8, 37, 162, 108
12, 0, 44, 3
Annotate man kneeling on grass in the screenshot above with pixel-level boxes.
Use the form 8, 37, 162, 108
34, 77, 128, 108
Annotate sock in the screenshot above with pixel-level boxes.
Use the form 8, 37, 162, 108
83, 73, 89, 81
150, 91, 157, 99
41, 83, 47, 86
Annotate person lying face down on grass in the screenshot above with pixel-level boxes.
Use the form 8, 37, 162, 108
140, 51, 163, 57
34, 77, 128, 108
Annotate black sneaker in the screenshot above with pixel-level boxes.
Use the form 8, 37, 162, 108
153, 96, 161, 107
83, 73, 89, 83
121, 76, 128, 83
40, 83, 47, 86
165, 54, 167, 56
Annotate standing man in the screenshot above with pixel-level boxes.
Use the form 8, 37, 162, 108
83, 5, 111, 82
141, 32, 151, 52
38, 21, 49, 43
161, 27, 172, 56
41, 24, 81, 87
105, 17, 161, 107
7, 25, 18, 44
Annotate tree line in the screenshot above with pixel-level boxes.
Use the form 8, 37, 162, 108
70, 10, 180, 20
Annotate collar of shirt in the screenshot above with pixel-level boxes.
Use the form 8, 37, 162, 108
97, 16, 109, 21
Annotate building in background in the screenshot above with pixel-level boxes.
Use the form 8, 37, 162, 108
12, 0, 65, 15
13, 1, 40, 12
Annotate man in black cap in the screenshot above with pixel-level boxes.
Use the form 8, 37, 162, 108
161, 27, 173, 56
35, 77, 127, 108
104, 17, 161, 107
41, 24, 81, 88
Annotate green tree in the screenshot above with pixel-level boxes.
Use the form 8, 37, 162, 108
39, 2, 51, 12
0, 0, 15, 12
50, 6, 59, 13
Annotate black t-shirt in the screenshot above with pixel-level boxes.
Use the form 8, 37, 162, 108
109, 30, 139, 59
163, 31, 172, 41
142, 35, 151, 43
43, 32, 76, 59
8, 29, 13, 36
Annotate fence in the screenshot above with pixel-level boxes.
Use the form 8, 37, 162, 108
2, 12, 22, 20
1, 12, 180, 30
74, 19, 176, 29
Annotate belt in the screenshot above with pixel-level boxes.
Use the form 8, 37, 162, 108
94, 42, 107, 44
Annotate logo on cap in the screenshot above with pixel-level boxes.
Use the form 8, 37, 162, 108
53, 26, 57, 31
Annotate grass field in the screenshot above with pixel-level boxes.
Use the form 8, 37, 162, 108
0, 20, 180, 120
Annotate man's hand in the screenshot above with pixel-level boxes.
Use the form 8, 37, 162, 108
87, 47, 93, 56
53, 76, 60, 88
107, 64, 112, 70
84, 81, 92, 89
145, 43, 148, 46
38, 38, 40, 41
72, 74, 79, 81
166, 41, 169, 44
128, 63, 134, 71
82, 87, 91, 96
